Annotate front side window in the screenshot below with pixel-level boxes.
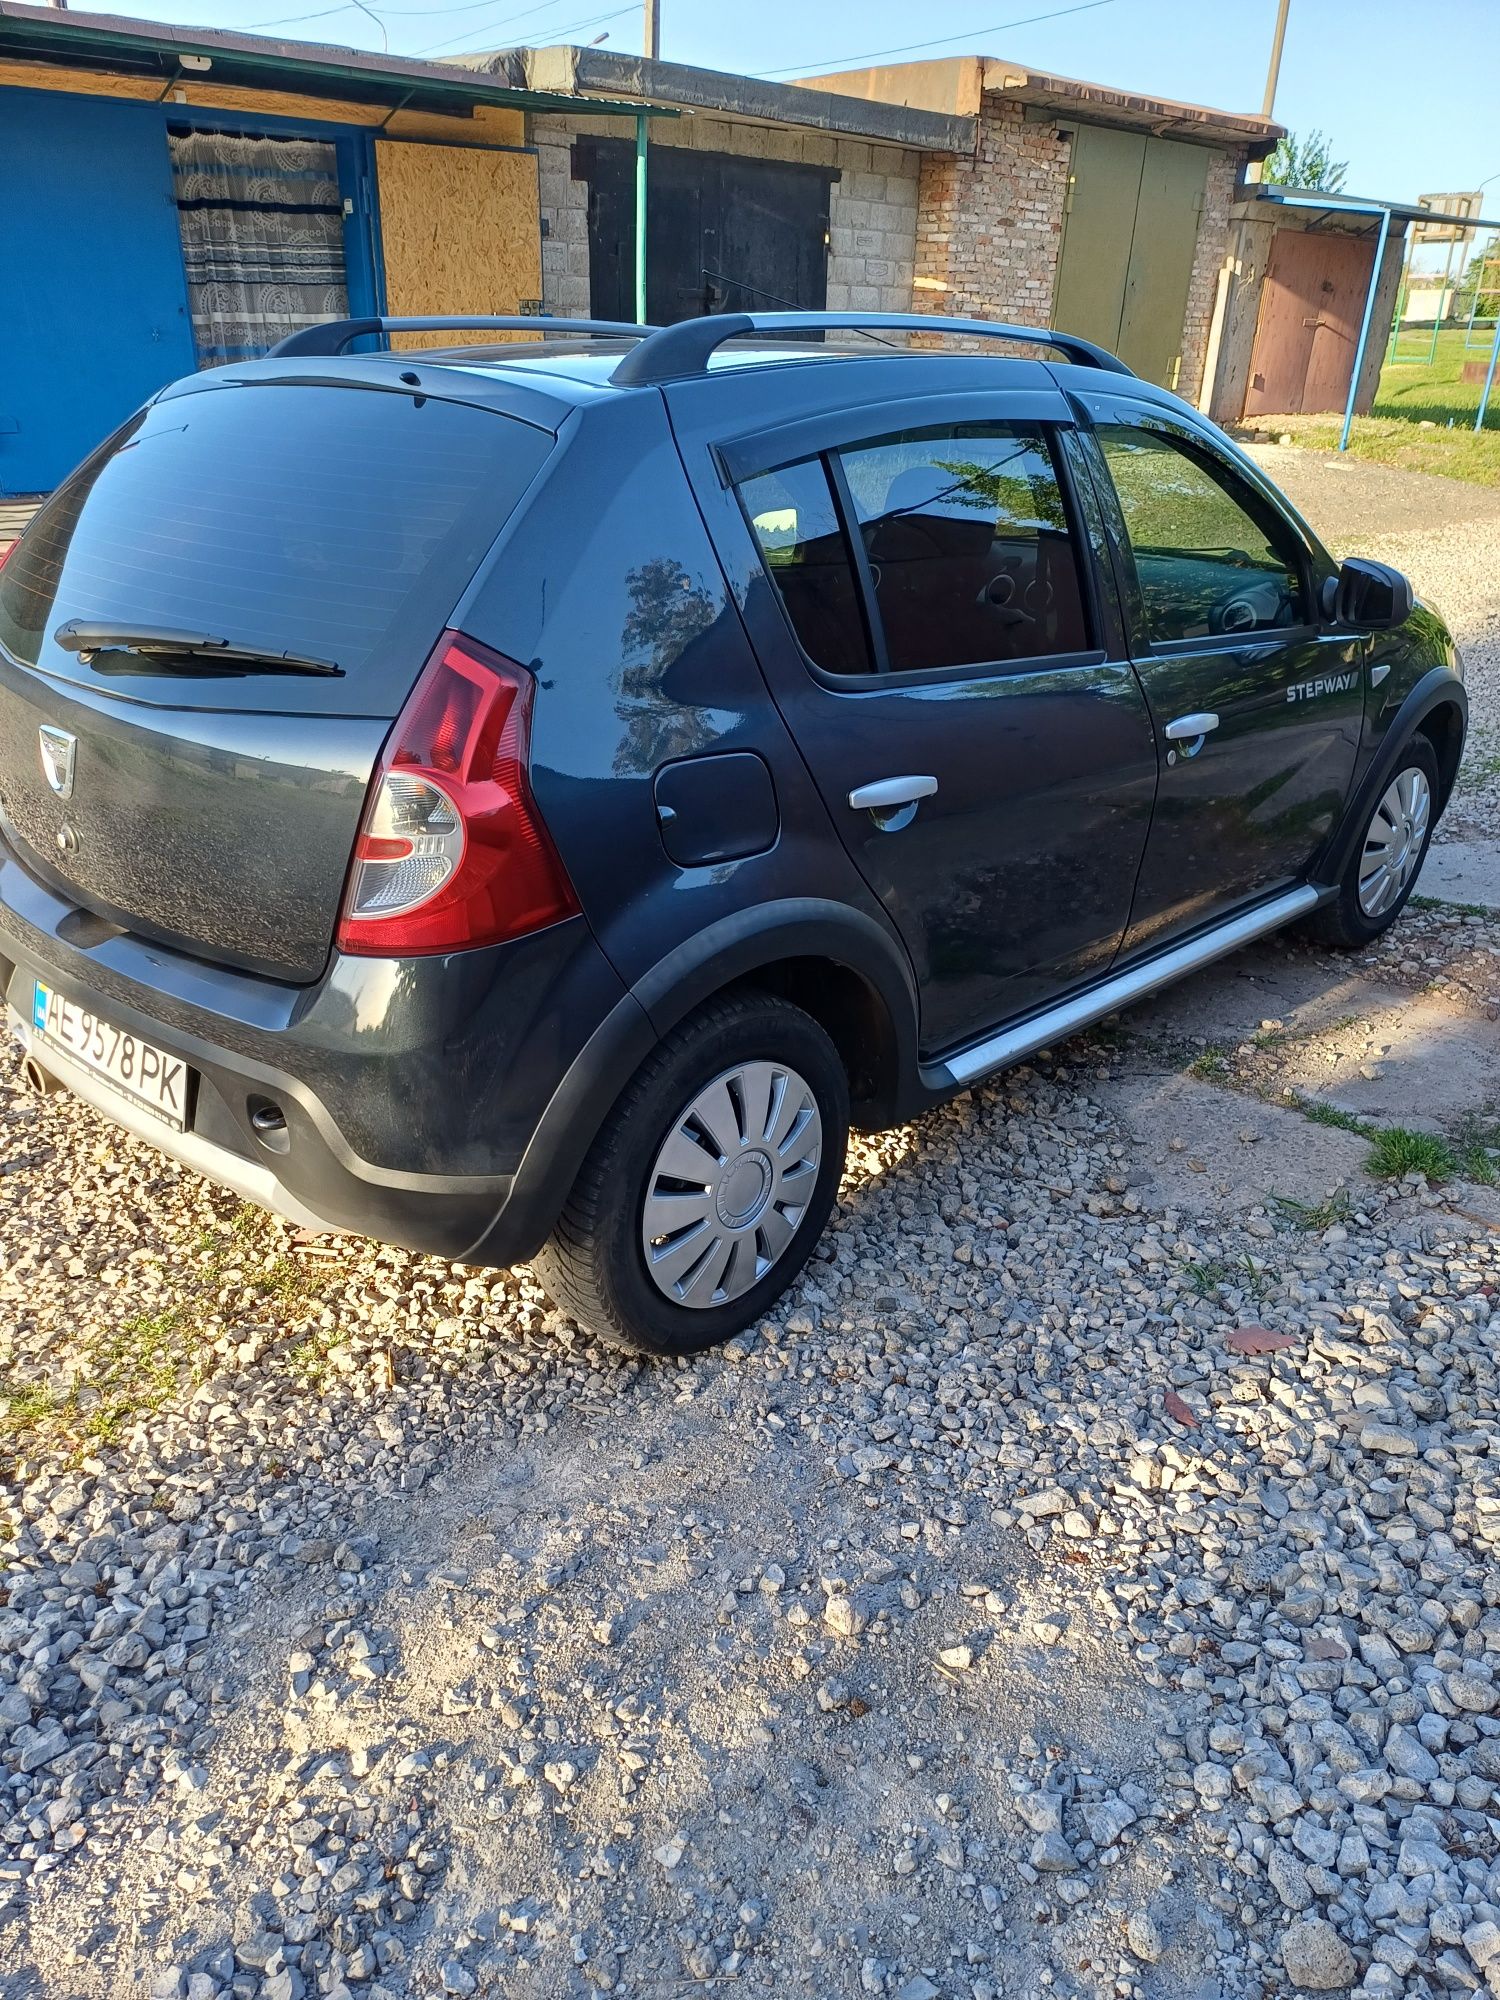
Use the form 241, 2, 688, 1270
1096, 422, 1307, 646
838, 424, 1089, 673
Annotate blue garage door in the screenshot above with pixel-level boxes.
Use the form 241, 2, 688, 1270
0, 89, 199, 496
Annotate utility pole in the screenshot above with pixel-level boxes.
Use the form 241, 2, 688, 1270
1245, 0, 1290, 186
1261, 0, 1290, 118
643, 0, 659, 60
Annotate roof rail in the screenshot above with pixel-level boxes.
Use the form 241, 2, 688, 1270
266, 315, 656, 358
609, 312, 1133, 388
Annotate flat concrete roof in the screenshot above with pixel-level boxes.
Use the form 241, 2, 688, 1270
477, 44, 977, 154
798, 53, 1281, 157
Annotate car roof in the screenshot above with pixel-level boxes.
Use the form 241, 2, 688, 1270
170, 333, 1186, 438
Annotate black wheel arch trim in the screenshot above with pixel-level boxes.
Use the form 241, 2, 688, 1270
472, 899, 923, 1267
1316, 668, 1467, 891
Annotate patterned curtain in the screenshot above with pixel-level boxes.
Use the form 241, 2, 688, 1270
169, 130, 350, 366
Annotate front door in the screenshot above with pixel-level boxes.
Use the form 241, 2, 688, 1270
0, 90, 198, 494
1081, 401, 1363, 954
715, 403, 1158, 1052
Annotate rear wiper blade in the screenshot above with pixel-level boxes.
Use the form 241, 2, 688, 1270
53, 620, 344, 677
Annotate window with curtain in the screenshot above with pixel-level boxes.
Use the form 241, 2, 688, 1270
169, 130, 350, 367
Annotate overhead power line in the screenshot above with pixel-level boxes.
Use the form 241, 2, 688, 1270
756, 0, 1119, 81
415, 0, 634, 56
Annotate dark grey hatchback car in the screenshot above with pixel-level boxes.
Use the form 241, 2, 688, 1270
0, 311, 1466, 1354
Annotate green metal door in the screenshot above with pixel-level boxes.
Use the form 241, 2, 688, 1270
1118, 138, 1207, 388
1054, 126, 1208, 389
1053, 126, 1143, 356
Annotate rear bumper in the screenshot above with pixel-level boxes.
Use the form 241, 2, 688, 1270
0, 835, 653, 1265
9, 1005, 505, 1247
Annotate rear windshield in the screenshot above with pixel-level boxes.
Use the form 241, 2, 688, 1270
0, 382, 552, 707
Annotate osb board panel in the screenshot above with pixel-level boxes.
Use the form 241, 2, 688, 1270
375, 140, 541, 348
0, 60, 524, 145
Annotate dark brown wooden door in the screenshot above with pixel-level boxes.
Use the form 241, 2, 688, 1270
1245, 229, 1376, 417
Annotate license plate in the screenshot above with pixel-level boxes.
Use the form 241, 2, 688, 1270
32, 981, 191, 1131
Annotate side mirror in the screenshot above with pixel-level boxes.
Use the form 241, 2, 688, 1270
1329, 557, 1414, 631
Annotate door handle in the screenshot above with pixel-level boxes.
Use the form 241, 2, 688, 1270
1164, 712, 1220, 740
847, 775, 939, 811
848, 774, 938, 833
1164, 712, 1219, 760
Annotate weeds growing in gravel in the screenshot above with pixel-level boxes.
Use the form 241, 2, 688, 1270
1272, 1188, 1354, 1232
1452, 1114, 1500, 1186
1180, 1256, 1231, 1297
1187, 1045, 1231, 1082
1, 1203, 337, 1467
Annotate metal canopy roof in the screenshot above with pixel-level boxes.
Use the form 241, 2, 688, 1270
0, 1, 676, 120
1255, 185, 1500, 232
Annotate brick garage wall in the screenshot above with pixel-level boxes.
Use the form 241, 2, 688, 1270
530, 112, 920, 318
1177, 149, 1240, 402
913, 97, 1068, 328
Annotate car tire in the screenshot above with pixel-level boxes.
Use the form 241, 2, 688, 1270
1309, 734, 1440, 950
534, 991, 850, 1357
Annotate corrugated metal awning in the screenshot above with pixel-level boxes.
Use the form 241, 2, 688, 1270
0, 1, 678, 120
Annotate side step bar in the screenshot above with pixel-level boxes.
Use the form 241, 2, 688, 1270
926, 885, 1324, 1091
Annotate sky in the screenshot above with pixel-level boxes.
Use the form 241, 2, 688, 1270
85, 0, 1500, 236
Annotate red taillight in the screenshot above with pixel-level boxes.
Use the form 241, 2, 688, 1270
336, 632, 578, 957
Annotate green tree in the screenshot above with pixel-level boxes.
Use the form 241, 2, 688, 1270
1263, 129, 1349, 194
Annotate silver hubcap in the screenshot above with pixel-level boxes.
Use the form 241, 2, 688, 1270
640, 1060, 822, 1309
1359, 766, 1431, 919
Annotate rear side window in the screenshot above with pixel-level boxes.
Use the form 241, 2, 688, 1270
740, 459, 872, 677
1095, 423, 1307, 644
740, 421, 1089, 678
839, 424, 1089, 673
0, 385, 553, 699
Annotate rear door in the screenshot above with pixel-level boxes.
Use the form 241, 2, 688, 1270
685, 388, 1157, 1054
0, 91, 198, 495
1076, 393, 1361, 953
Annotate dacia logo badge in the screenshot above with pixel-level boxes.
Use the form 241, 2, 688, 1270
38, 725, 77, 800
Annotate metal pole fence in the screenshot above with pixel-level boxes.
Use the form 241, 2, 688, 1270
1341, 204, 1392, 452
1476, 310, 1500, 432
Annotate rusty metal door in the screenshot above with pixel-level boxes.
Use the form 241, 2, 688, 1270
1244, 229, 1376, 417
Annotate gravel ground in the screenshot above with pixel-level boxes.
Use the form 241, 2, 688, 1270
6, 454, 1500, 2000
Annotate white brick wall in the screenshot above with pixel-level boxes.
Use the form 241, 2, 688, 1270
529, 113, 919, 317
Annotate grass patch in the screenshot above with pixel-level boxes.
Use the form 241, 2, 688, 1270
1293, 1095, 1371, 1135
1408, 894, 1493, 920
1259, 412, 1500, 489
1, 1382, 57, 1441
1365, 1125, 1457, 1182
1253, 331, 1500, 488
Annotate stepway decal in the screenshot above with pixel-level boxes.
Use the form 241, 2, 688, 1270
1287, 672, 1358, 704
